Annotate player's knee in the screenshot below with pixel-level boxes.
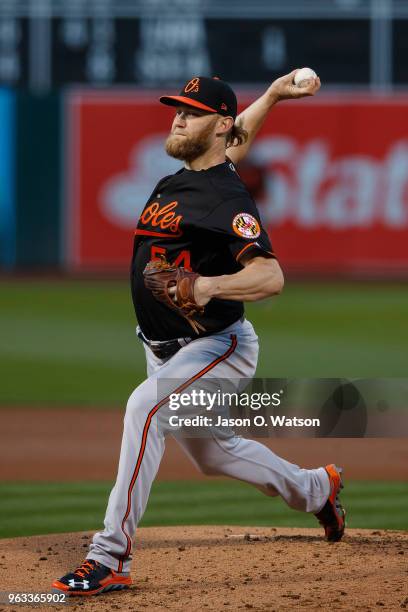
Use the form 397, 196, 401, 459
124, 386, 150, 421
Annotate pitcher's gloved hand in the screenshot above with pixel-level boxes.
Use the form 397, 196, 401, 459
143, 257, 206, 334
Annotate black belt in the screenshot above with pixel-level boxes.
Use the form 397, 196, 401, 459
137, 328, 192, 359
137, 316, 245, 360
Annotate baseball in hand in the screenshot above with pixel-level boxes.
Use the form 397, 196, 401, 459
294, 67, 317, 87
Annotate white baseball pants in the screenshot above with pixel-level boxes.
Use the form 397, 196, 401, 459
87, 318, 330, 572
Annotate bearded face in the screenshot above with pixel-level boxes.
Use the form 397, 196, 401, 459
165, 114, 218, 163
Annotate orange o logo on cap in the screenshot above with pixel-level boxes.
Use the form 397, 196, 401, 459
184, 78, 200, 93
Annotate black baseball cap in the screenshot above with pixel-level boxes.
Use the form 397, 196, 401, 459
160, 76, 237, 120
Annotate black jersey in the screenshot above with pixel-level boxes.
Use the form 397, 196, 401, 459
131, 160, 275, 341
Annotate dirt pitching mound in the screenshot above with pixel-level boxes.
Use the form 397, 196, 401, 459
0, 527, 407, 611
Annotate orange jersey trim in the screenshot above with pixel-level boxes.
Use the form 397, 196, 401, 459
117, 334, 238, 571
235, 242, 275, 262
134, 229, 183, 239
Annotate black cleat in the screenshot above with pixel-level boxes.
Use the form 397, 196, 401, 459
52, 559, 132, 596
315, 464, 346, 542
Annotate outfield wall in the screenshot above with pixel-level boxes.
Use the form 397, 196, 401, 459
64, 91, 408, 276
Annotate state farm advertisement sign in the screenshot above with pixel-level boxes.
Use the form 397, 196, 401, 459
66, 92, 408, 274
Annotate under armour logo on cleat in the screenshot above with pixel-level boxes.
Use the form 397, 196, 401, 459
68, 579, 90, 589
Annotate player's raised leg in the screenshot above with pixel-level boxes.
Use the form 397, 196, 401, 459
175, 434, 345, 540
174, 433, 331, 513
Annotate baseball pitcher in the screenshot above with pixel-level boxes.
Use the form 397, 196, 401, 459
52, 71, 345, 596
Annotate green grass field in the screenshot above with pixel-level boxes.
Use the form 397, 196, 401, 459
0, 480, 407, 539
1, 280, 407, 405
1, 280, 406, 537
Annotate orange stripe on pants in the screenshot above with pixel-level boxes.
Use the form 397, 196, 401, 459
117, 334, 238, 571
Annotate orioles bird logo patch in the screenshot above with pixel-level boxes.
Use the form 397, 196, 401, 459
232, 213, 260, 239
